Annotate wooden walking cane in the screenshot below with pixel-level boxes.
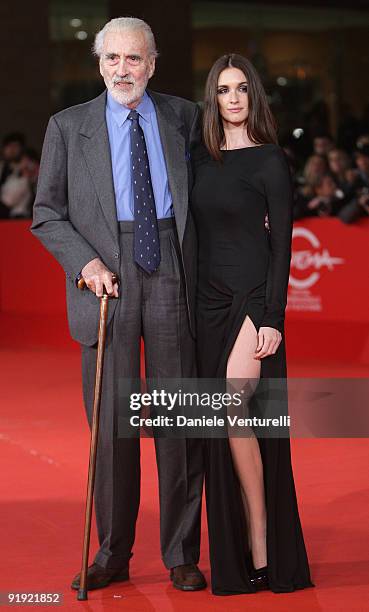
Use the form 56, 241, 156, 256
77, 273, 118, 601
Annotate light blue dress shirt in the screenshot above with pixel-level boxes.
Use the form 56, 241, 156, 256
105, 91, 173, 220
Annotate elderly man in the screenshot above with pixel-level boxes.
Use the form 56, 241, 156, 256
31, 17, 205, 592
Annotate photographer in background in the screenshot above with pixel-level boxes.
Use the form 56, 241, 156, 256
327, 148, 357, 199
294, 173, 344, 219
0, 133, 25, 218
298, 154, 329, 196
338, 143, 369, 223
313, 133, 334, 157
0, 148, 39, 219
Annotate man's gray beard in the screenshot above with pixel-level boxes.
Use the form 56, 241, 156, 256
107, 80, 148, 106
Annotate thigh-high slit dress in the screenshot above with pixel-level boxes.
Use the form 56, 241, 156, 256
190, 143, 314, 595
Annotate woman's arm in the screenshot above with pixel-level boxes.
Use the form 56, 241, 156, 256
260, 147, 293, 333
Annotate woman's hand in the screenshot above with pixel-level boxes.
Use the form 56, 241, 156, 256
307, 196, 323, 210
255, 326, 282, 359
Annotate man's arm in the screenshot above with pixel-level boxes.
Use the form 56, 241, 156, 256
31, 116, 118, 297
31, 116, 100, 282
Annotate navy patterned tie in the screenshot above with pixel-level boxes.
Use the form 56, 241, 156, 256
128, 110, 160, 273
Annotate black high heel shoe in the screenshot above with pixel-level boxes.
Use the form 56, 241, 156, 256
250, 565, 269, 591
246, 551, 269, 591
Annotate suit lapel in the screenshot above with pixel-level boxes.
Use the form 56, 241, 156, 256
148, 90, 188, 245
78, 90, 188, 247
79, 91, 119, 246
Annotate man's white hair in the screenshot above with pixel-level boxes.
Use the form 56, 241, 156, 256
93, 17, 158, 58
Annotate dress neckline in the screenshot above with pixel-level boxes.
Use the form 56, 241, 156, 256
220, 143, 275, 152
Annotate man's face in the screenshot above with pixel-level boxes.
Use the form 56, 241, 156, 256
2, 141, 23, 163
356, 154, 369, 175
99, 29, 155, 108
314, 137, 333, 156
316, 175, 336, 197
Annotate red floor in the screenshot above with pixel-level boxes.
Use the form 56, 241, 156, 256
1, 316, 369, 611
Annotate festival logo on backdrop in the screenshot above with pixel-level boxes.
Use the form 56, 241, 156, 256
288, 227, 345, 312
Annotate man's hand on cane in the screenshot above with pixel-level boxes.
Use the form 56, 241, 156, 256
81, 258, 119, 298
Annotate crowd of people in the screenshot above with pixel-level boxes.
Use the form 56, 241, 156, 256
284, 132, 369, 224
0, 133, 40, 219
1, 115, 369, 224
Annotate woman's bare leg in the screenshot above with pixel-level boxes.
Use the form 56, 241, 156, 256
226, 315, 267, 570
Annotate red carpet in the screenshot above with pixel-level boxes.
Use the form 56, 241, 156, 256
1, 314, 369, 611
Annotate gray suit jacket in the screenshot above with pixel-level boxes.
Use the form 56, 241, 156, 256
31, 90, 201, 346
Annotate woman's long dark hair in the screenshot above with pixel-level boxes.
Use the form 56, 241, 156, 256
203, 53, 278, 161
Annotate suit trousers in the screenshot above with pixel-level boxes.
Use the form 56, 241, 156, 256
81, 218, 204, 570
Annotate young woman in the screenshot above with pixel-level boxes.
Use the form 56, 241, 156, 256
191, 54, 313, 595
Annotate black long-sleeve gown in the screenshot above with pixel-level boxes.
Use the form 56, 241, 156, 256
191, 143, 314, 595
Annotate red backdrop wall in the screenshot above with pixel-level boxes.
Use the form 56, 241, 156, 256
1, 219, 368, 364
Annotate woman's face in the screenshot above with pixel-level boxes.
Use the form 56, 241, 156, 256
328, 150, 348, 174
216, 67, 249, 125
308, 156, 327, 175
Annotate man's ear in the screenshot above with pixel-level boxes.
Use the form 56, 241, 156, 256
148, 56, 156, 79
99, 57, 104, 78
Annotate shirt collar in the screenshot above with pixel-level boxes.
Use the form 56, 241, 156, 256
106, 90, 153, 127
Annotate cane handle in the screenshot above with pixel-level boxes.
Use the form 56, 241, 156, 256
77, 273, 119, 292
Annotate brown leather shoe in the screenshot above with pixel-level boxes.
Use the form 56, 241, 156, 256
71, 563, 129, 591
170, 564, 207, 591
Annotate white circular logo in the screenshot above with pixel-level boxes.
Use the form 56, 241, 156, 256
290, 227, 344, 289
